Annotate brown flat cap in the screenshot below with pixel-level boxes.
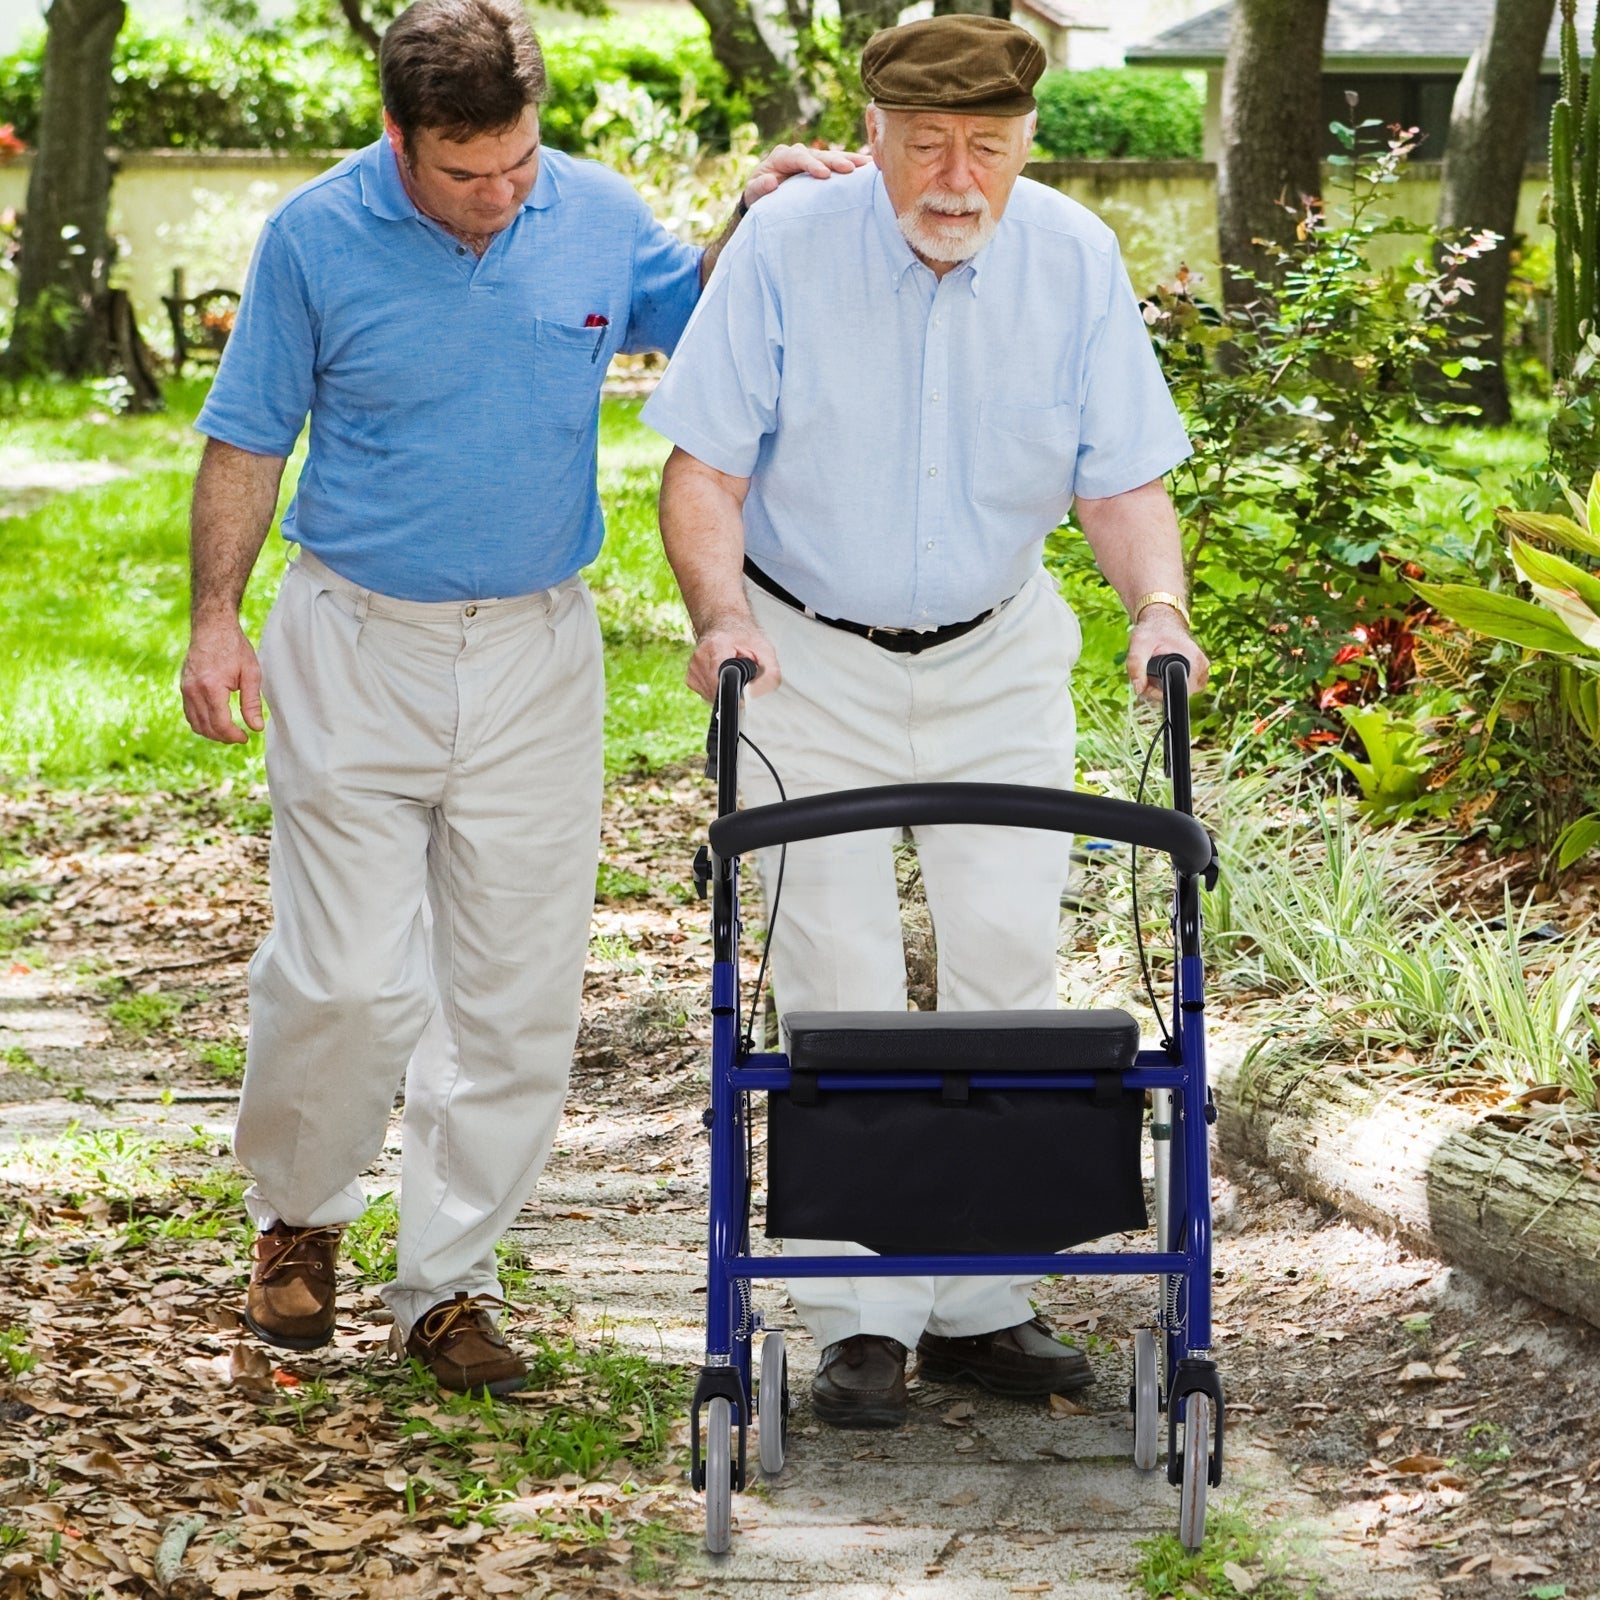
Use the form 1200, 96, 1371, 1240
861, 16, 1046, 118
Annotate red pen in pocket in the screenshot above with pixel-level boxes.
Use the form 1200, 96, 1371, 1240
585, 313, 609, 363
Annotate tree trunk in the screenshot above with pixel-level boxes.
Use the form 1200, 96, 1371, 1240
685, 0, 805, 138
1213, 1040, 1600, 1332
2, 0, 125, 379
1434, 0, 1559, 428
1216, 0, 1329, 312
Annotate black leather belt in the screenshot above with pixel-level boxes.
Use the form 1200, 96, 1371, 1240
743, 558, 1005, 655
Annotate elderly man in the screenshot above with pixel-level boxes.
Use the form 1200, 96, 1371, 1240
643, 16, 1207, 1428
180, 0, 858, 1395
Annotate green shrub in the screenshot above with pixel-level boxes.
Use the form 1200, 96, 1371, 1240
1128, 121, 1489, 730
539, 15, 747, 153
0, 14, 746, 156
1032, 68, 1203, 162
0, 21, 381, 152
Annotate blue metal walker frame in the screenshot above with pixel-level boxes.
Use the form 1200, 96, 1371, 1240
688, 655, 1224, 1505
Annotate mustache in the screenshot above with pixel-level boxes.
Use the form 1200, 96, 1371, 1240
913, 188, 989, 221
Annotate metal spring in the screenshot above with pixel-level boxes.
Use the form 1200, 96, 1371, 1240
1163, 1271, 1182, 1331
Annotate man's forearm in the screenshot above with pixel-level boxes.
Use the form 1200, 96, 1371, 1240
1074, 478, 1187, 620
659, 447, 784, 699
1077, 477, 1208, 698
190, 437, 287, 622
659, 447, 752, 633
699, 202, 742, 288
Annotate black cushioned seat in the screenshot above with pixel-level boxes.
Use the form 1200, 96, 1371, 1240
765, 1008, 1150, 1256
783, 1008, 1140, 1076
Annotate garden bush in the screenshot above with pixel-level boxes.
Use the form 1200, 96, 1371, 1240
1100, 121, 1491, 734
1032, 68, 1202, 162
540, 15, 747, 153
0, 21, 381, 151
0, 12, 746, 156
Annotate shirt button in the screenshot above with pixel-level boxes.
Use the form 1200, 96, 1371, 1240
933, 315, 943, 326
926, 541, 935, 550
456, 246, 466, 256
928, 466, 938, 477
930, 391, 940, 402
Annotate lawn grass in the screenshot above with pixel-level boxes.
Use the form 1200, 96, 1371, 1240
589, 402, 704, 775
0, 383, 704, 789
0, 377, 1551, 793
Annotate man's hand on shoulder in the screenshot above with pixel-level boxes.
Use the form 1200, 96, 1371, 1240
688, 612, 782, 703
1126, 608, 1208, 706
741, 144, 870, 212
182, 616, 265, 744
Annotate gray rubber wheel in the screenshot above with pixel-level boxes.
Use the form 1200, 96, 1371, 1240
758, 1332, 788, 1477
1177, 1391, 1211, 1552
704, 1397, 733, 1554
1132, 1328, 1161, 1472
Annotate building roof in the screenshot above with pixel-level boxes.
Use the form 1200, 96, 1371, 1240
1014, 0, 1103, 30
1127, 0, 1596, 71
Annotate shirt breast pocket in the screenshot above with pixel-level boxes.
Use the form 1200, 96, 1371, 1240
972, 400, 1078, 512
534, 316, 610, 433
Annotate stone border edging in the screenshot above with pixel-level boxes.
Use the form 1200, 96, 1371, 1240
1212, 1037, 1600, 1329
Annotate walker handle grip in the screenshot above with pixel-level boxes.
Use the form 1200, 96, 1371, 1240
705, 657, 758, 805
1147, 654, 1193, 817
1147, 652, 1191, 689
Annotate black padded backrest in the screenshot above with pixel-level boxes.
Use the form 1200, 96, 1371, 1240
782, 1009, 1141, 1075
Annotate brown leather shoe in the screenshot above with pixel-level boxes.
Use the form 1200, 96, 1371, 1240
243, 1222, 342, 1351
811, 1334, 908, 1428
917, 1315, 1093, 1397
405, 1294, 527, 1397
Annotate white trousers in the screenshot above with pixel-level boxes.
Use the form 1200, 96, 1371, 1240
235, 552, 604, 1337
740, 569, 1081, 1352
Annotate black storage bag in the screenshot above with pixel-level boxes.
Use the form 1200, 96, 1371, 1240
765, 1009, 1149, 1255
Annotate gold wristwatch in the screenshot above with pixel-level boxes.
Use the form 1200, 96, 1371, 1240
1132, 591, 1191, 630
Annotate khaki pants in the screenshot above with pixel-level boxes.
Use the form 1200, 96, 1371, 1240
235, 552, 604, 1337
741, 569, 1081, 1352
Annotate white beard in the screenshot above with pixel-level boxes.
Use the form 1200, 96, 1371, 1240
897, 187, 997, 265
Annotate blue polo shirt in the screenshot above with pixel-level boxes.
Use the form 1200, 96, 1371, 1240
197, 138, 702, 601
642, 165, 1189, 627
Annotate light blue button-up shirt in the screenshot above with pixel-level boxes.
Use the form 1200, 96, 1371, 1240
641, 164, 1189, 628
198, 138, 701, 601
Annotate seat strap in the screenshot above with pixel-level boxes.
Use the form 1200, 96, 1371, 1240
789, 1071, 820, 1107
941, 1073, 970, 1106
1091, 1071, 1122, 1108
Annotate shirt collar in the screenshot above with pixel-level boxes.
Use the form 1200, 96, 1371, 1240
358, 135, 559, 223
869, 168, 986, 298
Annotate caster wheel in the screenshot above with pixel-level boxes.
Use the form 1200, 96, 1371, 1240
1177, 1391, 1211, 1552
758, 1331, 788, 1477
1132, 1328, 1161, 1472
703, 1396, 733, 1554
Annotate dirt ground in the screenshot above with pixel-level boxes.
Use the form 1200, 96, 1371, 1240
3, 778, 1600, 1599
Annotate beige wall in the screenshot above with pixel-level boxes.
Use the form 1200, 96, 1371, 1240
0, 151, 337, 350
0, 150, 1554, 351
1027, 159, 1553, 298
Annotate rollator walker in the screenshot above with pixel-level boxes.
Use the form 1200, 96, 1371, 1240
687, 653, 1223, 1554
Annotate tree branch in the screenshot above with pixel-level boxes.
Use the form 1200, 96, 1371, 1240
337, 0, 382, 58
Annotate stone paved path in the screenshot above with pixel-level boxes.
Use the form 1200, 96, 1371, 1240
5, 776, 1599, 1598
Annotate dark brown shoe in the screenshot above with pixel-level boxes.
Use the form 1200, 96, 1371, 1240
811, 1334, 908, 1428
405, 1293, 527, 1396
917, 1316, 1093, 1397
243, 1222, 342, 1351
